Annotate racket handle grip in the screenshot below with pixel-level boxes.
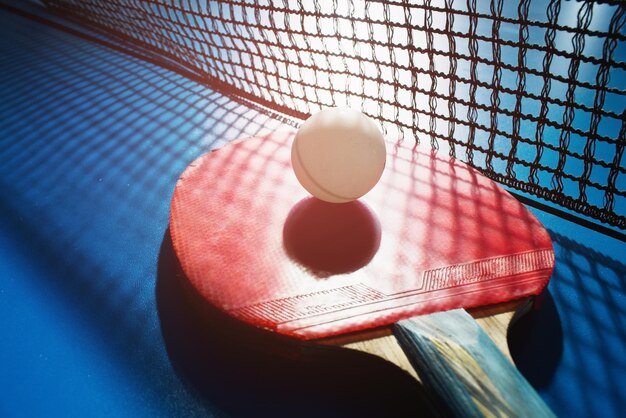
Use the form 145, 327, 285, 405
393, 309, 554, 418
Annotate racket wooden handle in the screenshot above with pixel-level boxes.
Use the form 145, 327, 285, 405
393, 309, 554, 418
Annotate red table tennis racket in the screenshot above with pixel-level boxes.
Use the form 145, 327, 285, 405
170, 131, 555, 417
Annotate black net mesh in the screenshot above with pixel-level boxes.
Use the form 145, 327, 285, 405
43, 0, 626, 229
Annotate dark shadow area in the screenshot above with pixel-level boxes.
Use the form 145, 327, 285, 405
156, 230, 446, 418
508, 229, 626, 415
283, 197, 381, 277
508, 290, 563, 388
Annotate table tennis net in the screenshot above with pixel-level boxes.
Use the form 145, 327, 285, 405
42, 0, 625, 230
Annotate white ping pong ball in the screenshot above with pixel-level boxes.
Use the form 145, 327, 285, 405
291, 108, 386, 203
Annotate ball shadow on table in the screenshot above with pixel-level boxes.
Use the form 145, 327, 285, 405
156, 230, 445, 418
283, 197, 381, 277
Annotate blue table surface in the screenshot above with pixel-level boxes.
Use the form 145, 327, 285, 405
1, 7, 625, 418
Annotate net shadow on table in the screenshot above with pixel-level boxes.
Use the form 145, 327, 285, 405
0, 9, 290, 415
509, 229, 626, 416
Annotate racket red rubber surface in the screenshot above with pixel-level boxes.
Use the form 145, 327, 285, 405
169, 132, 554, 340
